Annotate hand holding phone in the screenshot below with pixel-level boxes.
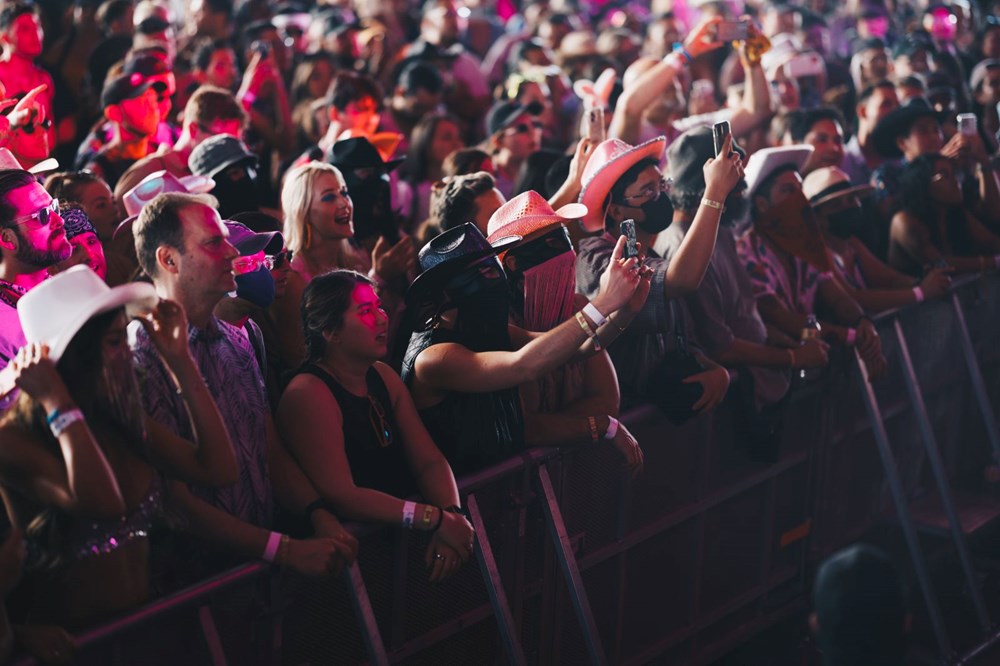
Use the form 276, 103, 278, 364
621, 219, 638, 259
713, 120, 732, 158
715, 20, 749, 42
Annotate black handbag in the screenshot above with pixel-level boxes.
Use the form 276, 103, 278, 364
649, 301, 705, 426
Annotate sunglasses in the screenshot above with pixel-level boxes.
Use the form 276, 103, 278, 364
17, 118, 52, 134
368, 395, 393, 448
506, 120, 544, 135
10, 199, 60, 230
232, 250, 293, 275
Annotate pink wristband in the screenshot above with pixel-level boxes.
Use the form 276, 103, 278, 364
846, 328, 857, 346
604, 416, 619, 440
912, 286, 924, 303
262, 531, 282, 562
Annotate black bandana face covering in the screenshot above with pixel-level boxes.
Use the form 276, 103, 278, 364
342, 170, 394, 242
213, 165, 260, 218
446, 256, 512, 352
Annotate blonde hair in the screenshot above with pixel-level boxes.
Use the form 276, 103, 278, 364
281, 161, 360, 269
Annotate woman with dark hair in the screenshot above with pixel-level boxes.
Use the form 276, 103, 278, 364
397, 112, 465, 228
889, 154, 1000, 276
0, 268, 236, 628
289, 52, 336, 149
42, 171, 118, 243
419, 171, 505, 245
277, 270, 475, 582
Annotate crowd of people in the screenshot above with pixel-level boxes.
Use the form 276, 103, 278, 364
0, 0, 998, 661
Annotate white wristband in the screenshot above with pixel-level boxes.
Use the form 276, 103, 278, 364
604, 416, 619, 440
912, 286, 924, 303
49, 408, 84, 438
262, 531, 282, 562
662, 52, 686, 71
402, 501, 416, 529
582, 302, 607, 328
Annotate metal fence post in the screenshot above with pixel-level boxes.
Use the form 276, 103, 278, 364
950, 292, 1000, 464
535, 464, 609, 666
343, 563, 390, 666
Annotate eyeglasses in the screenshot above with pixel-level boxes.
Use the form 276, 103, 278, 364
505, 120, 544, 135
368, 395, 393, 448
16, 118, 52, 134
10, 199, 60, 230
232, 249, 293, 275
618, 176, 672, 206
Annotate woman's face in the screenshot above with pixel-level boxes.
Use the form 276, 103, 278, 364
306, 59, 334, 100
929, 159, 962, 205
308, 171, 354, 240
101, 313, 130, 366
78, 181, 118, 240
498, 113, 541, 161
429, 120, 464, 165
332, 283, 389, 360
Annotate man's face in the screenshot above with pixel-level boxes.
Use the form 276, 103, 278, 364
422, 1, 461, 47
116, 88, 162, 136
758, 169, 804, 213
802, 119, 845, 174
898, 116, 944, 160
176, 204, 239, 298
2, 183, 71, 268
3, 13, 43, 58
859, 47, 890, 81
336, 96, 380, 135
859, 86, 899, 132
895, 50, 930, 77
203, 48, 237, 90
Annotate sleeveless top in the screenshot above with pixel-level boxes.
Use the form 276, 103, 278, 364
300, 365, 415, 499
400, 328, 525, 476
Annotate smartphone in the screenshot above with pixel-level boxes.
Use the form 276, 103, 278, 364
957, 113, 977, 137
585, 105, 605, 143
621, 219, 638, 259
715, 20, 750, 42
712, 120, 731, 158
784, 52, 825, 79
252, 39, 270, 58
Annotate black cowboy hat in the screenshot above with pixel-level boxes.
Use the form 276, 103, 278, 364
325, 137, 405, 172
405, 223, 520, 306
870, 97, 942, 159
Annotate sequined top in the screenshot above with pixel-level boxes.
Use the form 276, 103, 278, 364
66, 472, 165, 560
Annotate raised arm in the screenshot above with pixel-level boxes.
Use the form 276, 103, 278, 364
727, 20, 773, 137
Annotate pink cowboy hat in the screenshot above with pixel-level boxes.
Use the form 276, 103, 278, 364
486, 190, 587, 244
578, 136, 667, 232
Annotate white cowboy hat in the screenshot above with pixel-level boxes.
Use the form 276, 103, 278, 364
743, 144, 814, 199
0, 148, 59, 175
114, 169, 215, 239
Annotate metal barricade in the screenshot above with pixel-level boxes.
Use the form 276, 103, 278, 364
10, 274, 1000, 666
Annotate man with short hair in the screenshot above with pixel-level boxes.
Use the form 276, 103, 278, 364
842, 81, 899, 186
116, 86, 247, 198
781, 107, 847, 176
0, 168, 72, 410
0, 4, 56, 151
383, 61, 445, 154
130, 192, 356, 578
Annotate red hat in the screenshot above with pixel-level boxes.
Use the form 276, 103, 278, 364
578, 136, 666, 232
486, 191, 587, 244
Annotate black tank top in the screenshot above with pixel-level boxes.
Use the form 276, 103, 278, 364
300, 365, 415, 499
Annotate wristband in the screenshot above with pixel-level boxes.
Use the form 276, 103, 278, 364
701, 197, 725, 210
845, 327, 857, 346
587, 416, 599, 443
402, 501, 416, 529
672, 42, 693, 63
912, 286, 925, 303
604, 416, 619, 440
262, 531, 282, 563
662, 52, 687, 71
49, 408, 84, 438
582, 302, 607, 328
575, 311, 595, 336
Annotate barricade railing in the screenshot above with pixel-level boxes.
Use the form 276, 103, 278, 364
9, 273, 1000, 666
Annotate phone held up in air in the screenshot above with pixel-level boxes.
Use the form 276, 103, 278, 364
621, 219, 638, 259
581, 104, 605, 143
957, 113, 977, 137
712, 120, 731, 158
715, 20, 749, 42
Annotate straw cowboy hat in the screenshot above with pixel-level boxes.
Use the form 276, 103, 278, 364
0, 148, 58, 176
578, 136, 667, 232
18, 265, 158, 362
486, 190, 587, 244
802, 167, 874, 207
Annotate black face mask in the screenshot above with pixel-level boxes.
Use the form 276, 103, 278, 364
826, 207, 865, 239
635, 191, 674, 234
343, 170, 394, 242
446, 257, 512, 352
213, 166, 260, 218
